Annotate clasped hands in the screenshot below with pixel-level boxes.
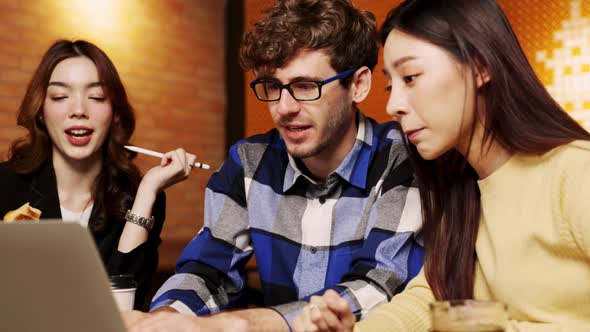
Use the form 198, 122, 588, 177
292, 290, 355, 332
122, 289, 354, 332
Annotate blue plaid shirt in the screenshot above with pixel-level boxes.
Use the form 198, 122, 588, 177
151, 112, 424, 327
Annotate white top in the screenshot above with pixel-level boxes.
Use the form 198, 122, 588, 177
60, 203, 94, 228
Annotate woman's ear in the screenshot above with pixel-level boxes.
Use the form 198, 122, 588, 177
475, 59, 491, 88
350, 66, 372, 103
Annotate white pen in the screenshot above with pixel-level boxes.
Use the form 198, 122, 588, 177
124, 145, 211, 170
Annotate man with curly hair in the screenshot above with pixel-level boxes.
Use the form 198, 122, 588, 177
126, 1, 423, 331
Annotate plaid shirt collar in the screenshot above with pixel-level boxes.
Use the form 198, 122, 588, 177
283, 112, 373, 192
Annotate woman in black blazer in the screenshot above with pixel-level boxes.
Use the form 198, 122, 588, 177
0, 40, 196, 310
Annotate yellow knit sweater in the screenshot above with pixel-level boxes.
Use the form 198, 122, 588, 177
356, 140, 590, 332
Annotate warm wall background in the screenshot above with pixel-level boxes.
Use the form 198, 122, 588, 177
0, 0, 226, 270
1, 0, 588, 276
245, 0, 590, 135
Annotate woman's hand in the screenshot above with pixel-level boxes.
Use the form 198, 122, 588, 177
140, 148, 197, 194
292, 290, 355, 332
118, 148, 196, 253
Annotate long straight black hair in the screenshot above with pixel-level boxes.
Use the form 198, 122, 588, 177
381, 0, 590, 300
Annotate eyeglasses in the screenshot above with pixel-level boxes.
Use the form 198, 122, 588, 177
249, 68, 357, 102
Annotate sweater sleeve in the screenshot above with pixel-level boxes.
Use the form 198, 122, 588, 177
560, 146, 590, 258
507, 145, 590, 331
506, 146, 590, 332
353, 268, 433, 332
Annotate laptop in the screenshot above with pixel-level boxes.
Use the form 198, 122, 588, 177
0, 222, 127, 332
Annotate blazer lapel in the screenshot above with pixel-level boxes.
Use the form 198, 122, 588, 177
30, 162, 62, 220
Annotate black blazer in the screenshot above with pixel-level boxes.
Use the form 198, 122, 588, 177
0, 161, 166, 310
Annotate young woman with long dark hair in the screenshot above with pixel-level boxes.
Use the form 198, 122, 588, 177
292, 0, 590, 330
0, 40, 197, 309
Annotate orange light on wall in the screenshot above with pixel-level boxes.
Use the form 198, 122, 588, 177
35, 0, 151, 58
65, 0, 121, 30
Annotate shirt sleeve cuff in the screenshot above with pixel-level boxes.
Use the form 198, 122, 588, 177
150, 300, 196, 316
270, 300, 309, 332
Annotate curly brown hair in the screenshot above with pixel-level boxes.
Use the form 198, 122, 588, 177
7, 40, 141, 234
240, 0, 378, 86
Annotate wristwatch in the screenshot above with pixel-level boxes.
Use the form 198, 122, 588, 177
125, 210, 155, 231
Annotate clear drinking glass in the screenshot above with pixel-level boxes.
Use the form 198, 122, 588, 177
109, 274, 137, 312
430, 300, 508, 332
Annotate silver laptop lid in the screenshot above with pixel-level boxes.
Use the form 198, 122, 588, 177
0, 222, 126, 332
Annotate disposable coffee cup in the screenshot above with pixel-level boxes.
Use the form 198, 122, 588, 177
109, 274, 137, 312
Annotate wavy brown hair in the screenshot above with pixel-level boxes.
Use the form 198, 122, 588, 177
7, 39, 141, 234
381, 0, 590, 300
239, 0, 378, 86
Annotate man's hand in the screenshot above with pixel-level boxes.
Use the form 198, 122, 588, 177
124, 310, 248, 332
292, 290, 355, 332
122, 307, 177, 328
122, 310, 149, 328
212, 308, 290, 332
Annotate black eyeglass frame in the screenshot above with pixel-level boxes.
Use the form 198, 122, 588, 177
249, 68, 358, 102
